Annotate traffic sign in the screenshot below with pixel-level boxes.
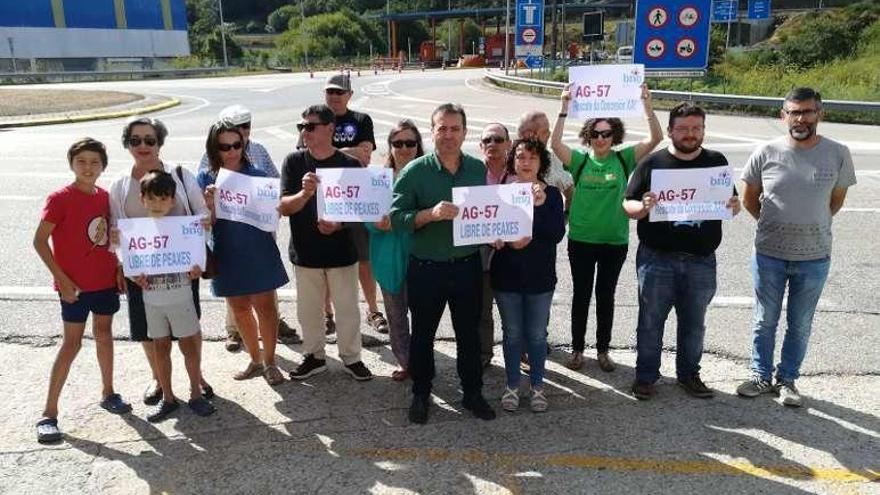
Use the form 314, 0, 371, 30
712, 0, 737, 23
748, 0, 771, 20
524, 54, 544, 68
634, 0, 711, 71
582, 11, 604, 42
515, 0, 544, 58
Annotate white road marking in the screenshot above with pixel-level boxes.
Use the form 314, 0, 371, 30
0, 195, 41, 201
264, 127, 298, 141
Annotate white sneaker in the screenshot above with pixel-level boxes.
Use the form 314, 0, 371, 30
501, 387, 519, 412
777, 381, 802, 407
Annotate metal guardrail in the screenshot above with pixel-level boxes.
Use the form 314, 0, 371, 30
484, 70, 880, 113
0, 67, 229, 84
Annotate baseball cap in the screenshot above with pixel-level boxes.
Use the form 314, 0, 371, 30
218, 105, 251, 126
324, 74, 352, 92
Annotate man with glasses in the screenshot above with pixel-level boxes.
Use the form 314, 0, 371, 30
517, 111, 574, 210
623, 102, 740, 401
317, 74, 389, 338
476, 123, 513, 368
391, 103, 496, 424
279, 105, 373, 382
736, 88, 856, 407
198, 105, 299, 351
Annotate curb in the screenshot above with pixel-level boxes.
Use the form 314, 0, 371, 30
0, 97, 181, 129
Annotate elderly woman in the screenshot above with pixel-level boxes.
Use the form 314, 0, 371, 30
551, 84, 663, 372
109, 117, 213, 408
197, 121, 289, 386
365, 119, 424, 381
493, 138, 565, 413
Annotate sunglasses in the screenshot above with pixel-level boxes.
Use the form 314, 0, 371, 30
128, 137, 157, 147
391, 140, 418, 149
325, 88, 348, 96
297, 122, 329, 132
481, 136, 507, 145
237, 122, 251, 130
217, 141, 243, 152
589, 130, 614, 140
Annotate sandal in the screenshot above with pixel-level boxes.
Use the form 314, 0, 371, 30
565, 352, 584, 371
501, 387, 519, 412
188, 397, 217, 417
391, 369, 409, 382
263, 364, 285, 386
143, 381, 162, 406
530, 388, 549, 413
233, 361, 264, 381
36, 417, 62, 444
99, 393, 132, 415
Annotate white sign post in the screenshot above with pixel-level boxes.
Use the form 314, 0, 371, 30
567, 64, 645, 119
452, 183, 534, 247
316, 167, 393, 222
117, 216, 207, 277
649, 166, 734, 222
214, 168, 280, 232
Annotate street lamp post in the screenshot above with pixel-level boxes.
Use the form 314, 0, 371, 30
301, 0, 309, 67
504, 0, 510, 74
217, 0, 229, 67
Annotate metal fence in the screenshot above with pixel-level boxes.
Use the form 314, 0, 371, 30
0, 67, 228, 84
484, 70, 880, 113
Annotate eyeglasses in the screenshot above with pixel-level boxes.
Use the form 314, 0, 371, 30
783, 109, 819, 119
217, 141, 243, 152
297, 122, 329, 132
325, 88, 348, 96
237, 122, 251, 130
481, 136, 507, 145
589, 130, 614, 139
391, 140, 418, 149
128, 137, 157, 147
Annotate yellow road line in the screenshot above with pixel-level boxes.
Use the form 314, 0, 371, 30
347, 447, 880, 484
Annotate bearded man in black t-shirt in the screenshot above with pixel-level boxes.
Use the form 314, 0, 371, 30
623, 102, 741, 401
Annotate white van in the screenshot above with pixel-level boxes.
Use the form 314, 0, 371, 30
616, 45, 633, 63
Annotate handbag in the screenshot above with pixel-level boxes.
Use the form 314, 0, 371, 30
175, 166, 217, 279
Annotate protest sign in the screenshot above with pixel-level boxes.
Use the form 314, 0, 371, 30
214, 168, 280, 232
117, 215, 206, 277
316, 167, 393, 222
452, 183, 534, 246
567, 64, 645, 119
649, 165, 734, 222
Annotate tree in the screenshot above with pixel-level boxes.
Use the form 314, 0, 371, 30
275, 8, 386, 65
267, 5, 299, 33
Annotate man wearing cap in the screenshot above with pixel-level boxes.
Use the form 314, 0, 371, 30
302, 74, 389, 339
199, 104, 299, 351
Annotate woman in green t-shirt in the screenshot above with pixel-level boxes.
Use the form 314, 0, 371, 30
550, 83, 662, 372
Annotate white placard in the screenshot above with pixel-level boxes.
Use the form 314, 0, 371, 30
567, 64, 645, 119
214, 168, 280, 232
452, 183, 534, 247
316, 167, 393, 222
649, 166, 734, 222
117, 216, 206, 277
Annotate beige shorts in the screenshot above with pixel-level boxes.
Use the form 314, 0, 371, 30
145, 300, 201, 339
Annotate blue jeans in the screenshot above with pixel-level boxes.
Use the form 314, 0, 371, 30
495, 290, 553, 389
635, 245, 717, 384
750, 252, 830, 382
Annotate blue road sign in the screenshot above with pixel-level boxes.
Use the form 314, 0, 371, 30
515, 0, 544, 58
748, 0, 771, 20
712, 0, 737, 23
524, 54, 544, 68
634, 0, 711, 71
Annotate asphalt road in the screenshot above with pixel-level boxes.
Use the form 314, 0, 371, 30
0, 69, 877, 494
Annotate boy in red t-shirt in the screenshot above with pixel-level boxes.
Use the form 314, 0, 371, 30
33, 138, 130, 444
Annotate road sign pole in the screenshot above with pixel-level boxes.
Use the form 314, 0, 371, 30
505, 0, 510, 74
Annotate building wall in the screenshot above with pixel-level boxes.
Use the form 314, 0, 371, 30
0, 0, 189, 58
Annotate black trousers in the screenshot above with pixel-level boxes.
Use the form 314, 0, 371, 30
568, 239, 628, 353
407, 254, 484, 398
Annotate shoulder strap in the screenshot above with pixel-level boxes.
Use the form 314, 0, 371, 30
572, 154, 589, 187
175, 165, 194, 216
616, 150, 633, 177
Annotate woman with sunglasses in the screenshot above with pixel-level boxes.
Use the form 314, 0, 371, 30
109, 117, 214, 407
551, 83, 662, 372
197, 121, 289, 386
492, 138, 565, 412
365, 120, 424, 381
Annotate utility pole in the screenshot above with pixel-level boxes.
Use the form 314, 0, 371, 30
504, 0, 510, 74
301, 0, 309, 67
448, 0, 453, 60
217, 0, 229, 67
551, 0, 558, 61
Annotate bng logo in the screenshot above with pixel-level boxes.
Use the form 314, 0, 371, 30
710, 169, 732, 188
511, 188, 531, 206
181, 220, 203, 236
